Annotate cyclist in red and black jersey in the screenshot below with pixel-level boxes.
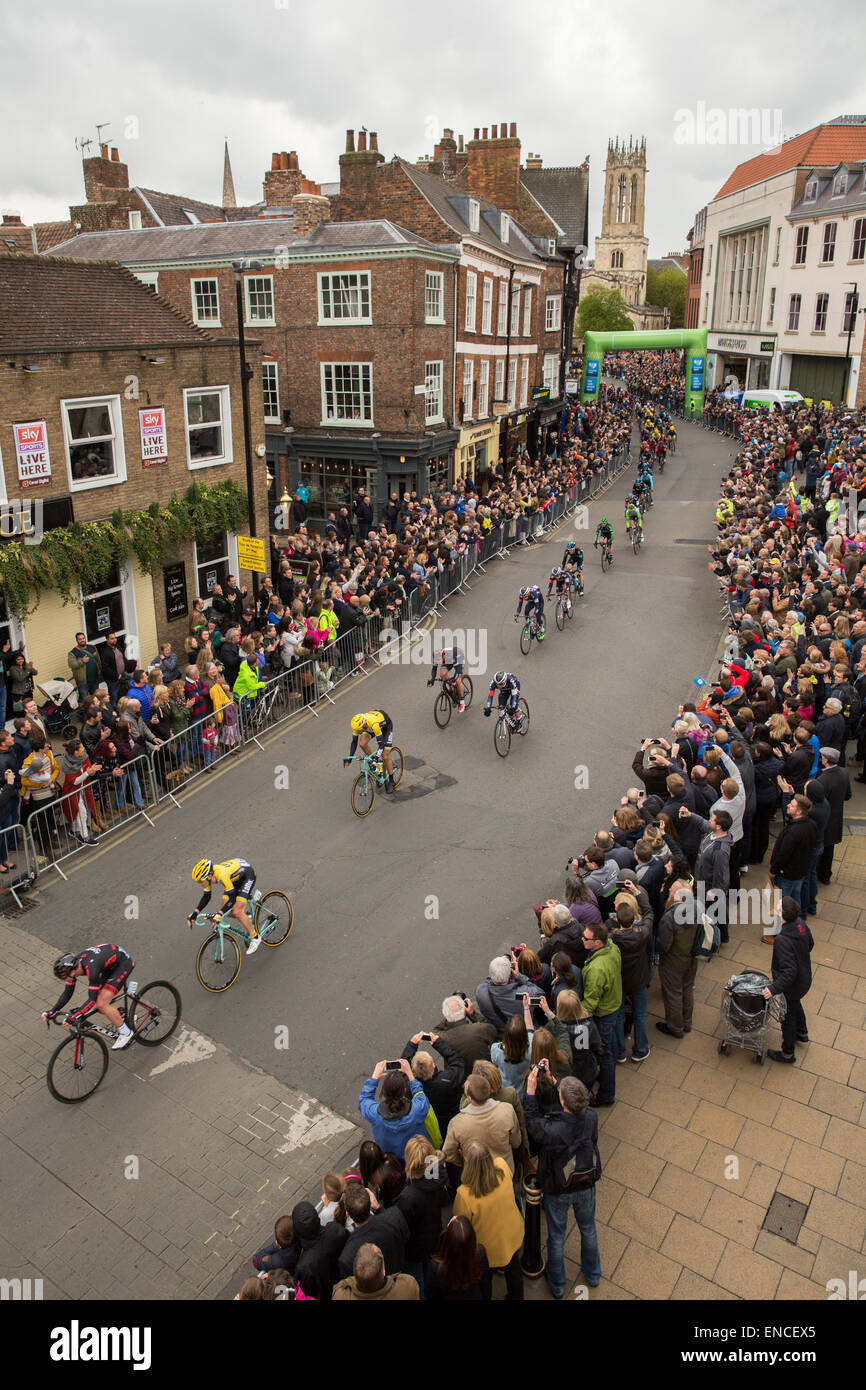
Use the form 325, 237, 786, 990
43, 944, 136, 1049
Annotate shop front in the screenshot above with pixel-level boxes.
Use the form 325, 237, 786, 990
498, 411, 531, 468
708, 333, 775, 393
285, 431, 458, 523
456, 421, 500, 484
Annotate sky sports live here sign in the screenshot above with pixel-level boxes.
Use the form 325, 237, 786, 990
13, 420, 51, 488
139, 407, 168, 467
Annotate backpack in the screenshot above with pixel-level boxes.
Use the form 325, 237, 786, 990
693, 911, 721, 959
559, 1113, 602, 1192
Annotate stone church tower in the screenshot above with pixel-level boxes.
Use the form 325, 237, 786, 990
595, 136, 648, 305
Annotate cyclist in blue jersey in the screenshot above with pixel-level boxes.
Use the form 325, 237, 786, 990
561, 540, 585, 595
483, 671, 521, 723
515, 584, 546, 639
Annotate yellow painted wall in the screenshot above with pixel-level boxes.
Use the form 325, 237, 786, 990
133, 564, 159, 670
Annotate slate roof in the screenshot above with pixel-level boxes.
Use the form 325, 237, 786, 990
788, 161, 866, 218
520, 166, 589, 248
0, 255, 223, 352
715, 119, 866, 198
135, 187, 265, 226
396, 158, 550, 261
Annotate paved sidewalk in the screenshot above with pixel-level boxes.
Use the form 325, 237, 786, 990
0, 920, 359, 1300
523, 829, 866, 1301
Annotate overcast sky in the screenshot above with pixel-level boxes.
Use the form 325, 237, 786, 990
3, 0, 864, 254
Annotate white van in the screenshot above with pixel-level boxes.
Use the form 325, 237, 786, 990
740, 389, 804, 411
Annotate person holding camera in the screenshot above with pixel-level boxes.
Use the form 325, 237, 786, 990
580, 922, 623, 1107
525, 1073, 601, 1297
433, 994, 497, 1069
400, 1032, 465, 1134
358, 1059, 430, 1161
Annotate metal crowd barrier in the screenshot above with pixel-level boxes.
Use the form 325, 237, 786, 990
22, 753, 157, 878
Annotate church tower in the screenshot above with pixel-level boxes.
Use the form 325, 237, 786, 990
594, 136, 648, 306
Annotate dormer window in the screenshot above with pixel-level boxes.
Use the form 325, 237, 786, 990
547, 238, 557, 256
803, 178, 818, 203
501, 213, 510, 244
832, 170, 847, 197
468, 199, 479, 234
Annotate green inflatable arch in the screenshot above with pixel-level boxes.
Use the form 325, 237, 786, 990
580, 328, 708, 416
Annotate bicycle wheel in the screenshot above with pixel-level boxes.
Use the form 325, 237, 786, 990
520, 624, 532, 655
390, 745, 405, 787
633, 531, 641, 555
130, 981, 181, 1045
195, 931, 241, 992
494, 717, 511, 758
47, 1030, 109, 1103
601, 545, 611, 572
565, 595, 575, 621
351, 773, 375, 818
461, 675, 474, 709
517, 698, 530, 735
255, 890, 294, 946
434, 691, 452, 728
555, 600, 565, 631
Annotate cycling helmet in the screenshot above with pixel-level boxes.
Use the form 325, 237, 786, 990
350, 714, 367, 735
518, 585, 528, 598
192, 859, 213, 883
53, 953, 79, 980
493, 671, 508, 688
550, 566, 561, 578
564, 539, 576, 551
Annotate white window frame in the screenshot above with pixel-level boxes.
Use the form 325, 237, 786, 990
494, 357, 505, 402
767, 286, 776, 324
545, 295, 562, 332
193, 531, 238, 606
843, 290, 857, 333
787, 293, 801, 331
244, 274, 276, 327
465, 270, 477, 332
519, 357, 529, 408
481, 277, 493, 334
523, 286, 532, 337
832, 170, 847, 198
184, 385, 233, 468
821, 222, 837, 265
318, 270, 372, 325
61, 394, 127, 493
191, 277, 221, 326
773, 229, 780, 266
706, 244, 713, 274
500, 213, 510, 244
510, 285, 520, 336
814, 292, 829, 332
133, 271, 159, 292
262, 361, 280, 423
320, 362, 374, 426
507, 357, 517, 408
804, 179, 818, 203
478, 358, 490, 417
542, 353, 558, 394
547, 238, 557, 256
852, 218, 866, 262
794, 225, 808, 265
425, 361, 444, 424
425, 270, 444, 324
497, 279, 508, 335
469, 199, 480, 234
79, 561, 140, 667
128, 210, 142, 230
462, 358, 474, 419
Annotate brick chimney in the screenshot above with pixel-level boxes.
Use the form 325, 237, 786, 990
465, 122, 521, 214
338, 128, 385, 219
292, 192, 330, 240
264, 151, 307, 206
82, 146, 130, 203
434, 127, 458, 176
524, 152, 543, 170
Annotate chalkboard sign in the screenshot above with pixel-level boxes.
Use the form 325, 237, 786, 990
163, 562, 188, 621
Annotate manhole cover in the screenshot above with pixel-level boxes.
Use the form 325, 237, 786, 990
763, 1191, 809, 1243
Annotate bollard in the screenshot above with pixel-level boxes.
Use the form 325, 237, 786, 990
520, 1173, 546, 1277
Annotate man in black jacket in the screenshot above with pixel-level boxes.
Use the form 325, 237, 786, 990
607, 884, 653, 1062
769, 795, 818, 907
432, 995, 497, 1069
99, 631, 127, 705
337, 1185, 408, 1280
286, 1200, 347, 1300
401, 1032, 465, 1132
219, 627, 242, 690
525, 1075, 601, 1297
762, 897, 814, 1063
817, 747, 852, 882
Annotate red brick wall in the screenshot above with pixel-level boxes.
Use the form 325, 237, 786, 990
465, 131, 521, 215
82, 153, 130, 203
332, 157, 454, 243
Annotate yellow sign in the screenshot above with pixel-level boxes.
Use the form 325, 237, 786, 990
236, 535, 266, 574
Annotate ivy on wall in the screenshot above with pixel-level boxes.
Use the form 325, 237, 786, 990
0, 480, 248, 618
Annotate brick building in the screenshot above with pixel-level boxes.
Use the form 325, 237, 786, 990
684, 208, 706, 330
0, 256, 267, 679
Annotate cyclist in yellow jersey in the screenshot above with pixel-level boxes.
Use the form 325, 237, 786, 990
188, 858, 260, 952
344, 710, 396, 791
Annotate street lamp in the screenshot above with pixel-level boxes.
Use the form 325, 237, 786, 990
232, 257, 263, 594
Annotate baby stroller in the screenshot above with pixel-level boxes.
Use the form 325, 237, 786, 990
718, 971, 786, 1065
35, 679, 79, 739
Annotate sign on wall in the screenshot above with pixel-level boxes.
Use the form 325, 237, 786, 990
236, 535, 267, 574
139, 407, 168, 467
163, 561, 188, 622
13, 420, 52, 488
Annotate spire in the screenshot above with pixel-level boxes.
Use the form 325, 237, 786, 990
222, 138, 237, 209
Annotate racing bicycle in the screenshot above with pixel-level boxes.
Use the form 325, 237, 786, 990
493, 698, 530, 758
192, 887, 294, 992
433, 674, 474, 728
519, 612, 545, 656
628, 522, 643, 555
597, 537, 614, 571
45, 979, 181, 1102
347, 747, 405, 818
554, 588, 574, 630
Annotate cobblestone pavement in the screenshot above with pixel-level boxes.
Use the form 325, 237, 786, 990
0, 919, 359, 1301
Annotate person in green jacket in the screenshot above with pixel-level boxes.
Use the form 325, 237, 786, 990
233, 656, 265, 702
580, 922, 623, 1107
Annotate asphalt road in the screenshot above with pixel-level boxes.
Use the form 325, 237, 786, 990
19, 422, 736, 1121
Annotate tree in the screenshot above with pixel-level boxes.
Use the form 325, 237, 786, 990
575, 285, 634, 340
646, 266, 687, 328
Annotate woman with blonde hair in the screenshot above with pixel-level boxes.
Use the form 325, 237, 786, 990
468, 1060, 530, 1161
525, 1024, 572, 1117
612, 806, 643, 846
395, 1134, 448, 1293
453, 1141, 524, 1300
555, 990, 604, 1089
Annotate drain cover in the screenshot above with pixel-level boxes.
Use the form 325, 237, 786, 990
763, 1191, 809, 1243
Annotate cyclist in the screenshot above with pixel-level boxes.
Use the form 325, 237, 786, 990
188, 858, 261, 953
625, 497, 643, 540
546, 565, 570, 599
561, 540, 585, 596
428, 645, 466, 714
344, 710, 396, 791
483, 671, 521, 725
514, 584, 546, 640
594, 516, 614, 560
43, 944, 136, 1049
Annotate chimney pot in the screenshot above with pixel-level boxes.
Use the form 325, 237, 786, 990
370, 131, 378, 151
346, 129, 355, 153
510, 122, 517, 137
473, 128, 479, 140
100, 143, 109, 159
357, 130, 367, 151
458, 134, 464, 152
110, 147, 119, 161
271, 153, 280, 171
482, 127, 488, 140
